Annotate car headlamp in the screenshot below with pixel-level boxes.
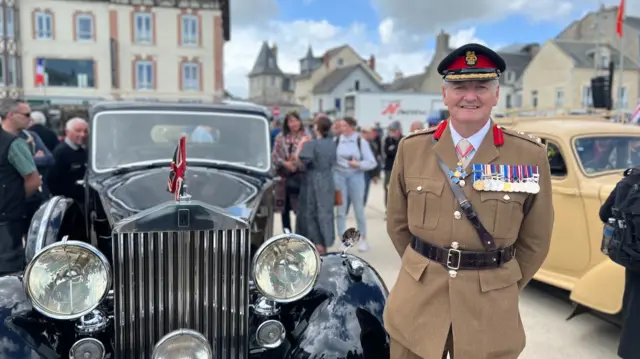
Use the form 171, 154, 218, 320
252, 233, 320, 302
23, 240, 112, 320
152, 329, 212, 359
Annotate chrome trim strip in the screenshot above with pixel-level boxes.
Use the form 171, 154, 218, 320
34, 196, 61, 254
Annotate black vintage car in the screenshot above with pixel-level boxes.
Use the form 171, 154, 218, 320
0, 101, 390, 359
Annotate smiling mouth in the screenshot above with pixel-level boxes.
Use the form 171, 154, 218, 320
459, 105, 480, 109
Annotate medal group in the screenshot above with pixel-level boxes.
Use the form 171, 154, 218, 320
471, 164, 540, 194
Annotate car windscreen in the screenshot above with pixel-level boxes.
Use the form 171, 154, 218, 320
91, 110, 270, 173
574, 135, 640, 174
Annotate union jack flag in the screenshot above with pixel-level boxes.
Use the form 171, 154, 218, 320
167, 136, 187, 200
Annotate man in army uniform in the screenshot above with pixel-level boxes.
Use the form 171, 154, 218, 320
384, 43, 554, 359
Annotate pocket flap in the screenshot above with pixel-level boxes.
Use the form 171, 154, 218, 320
480, 191, 527, 204
478, 259, 523, 292
405, 178, 444, 196
401, 246, 430, 282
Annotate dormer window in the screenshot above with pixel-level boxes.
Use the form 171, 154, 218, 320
337, 58, 344, 66
268, 58, 275, 68
504, 71, 516, 84
601, 54, 608, 68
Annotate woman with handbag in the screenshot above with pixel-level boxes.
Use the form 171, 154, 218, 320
271, 111, 310, 232
293, 116, 336, 254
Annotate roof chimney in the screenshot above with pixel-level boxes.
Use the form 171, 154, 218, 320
436, 30, 450, 53
271, 44, 278, 61
368, 55, 376, 71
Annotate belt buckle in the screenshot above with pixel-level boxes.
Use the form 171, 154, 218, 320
446, 248, 461, 270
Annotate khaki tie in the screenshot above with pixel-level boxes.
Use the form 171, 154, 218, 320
455, 138, 474, 167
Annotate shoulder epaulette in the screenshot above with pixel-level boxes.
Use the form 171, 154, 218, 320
404, 127, 436, 139
500, 127, 544, 147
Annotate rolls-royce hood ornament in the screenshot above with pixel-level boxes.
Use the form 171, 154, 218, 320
166, 136, 190, 202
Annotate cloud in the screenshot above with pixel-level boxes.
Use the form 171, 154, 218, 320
223, 1, 438, 98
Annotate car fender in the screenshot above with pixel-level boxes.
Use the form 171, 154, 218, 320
0, 275, 66, 359
24, 196, 84, 264
280, 252, 390, 359
569, 259, 626, 315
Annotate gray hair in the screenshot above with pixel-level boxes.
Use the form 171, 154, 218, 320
0, 98, 22, 118
30, 111, 47, 125
66, 117, 88, 131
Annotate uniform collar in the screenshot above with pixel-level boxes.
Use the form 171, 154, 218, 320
449, 119, 491, 150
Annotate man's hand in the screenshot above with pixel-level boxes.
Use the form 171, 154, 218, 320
35, 150, 44, 157
348, 159, 360, 168
283, 161, 296, 172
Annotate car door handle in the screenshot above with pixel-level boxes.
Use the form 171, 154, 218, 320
554, 187, 578, 195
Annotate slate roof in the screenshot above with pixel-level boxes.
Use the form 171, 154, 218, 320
497, 51, 533, 84
312, 63, 380, 94
249, 42, 283, 77
386, 73, 427, 92
554, 40, 638, 69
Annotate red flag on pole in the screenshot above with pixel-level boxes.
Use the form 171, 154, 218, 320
616, 0, 625, 38
167, 136, 187, 200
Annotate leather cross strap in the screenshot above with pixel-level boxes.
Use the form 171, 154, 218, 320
435, 154, 497, 251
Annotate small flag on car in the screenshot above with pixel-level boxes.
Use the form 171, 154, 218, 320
167, 136, 187, 200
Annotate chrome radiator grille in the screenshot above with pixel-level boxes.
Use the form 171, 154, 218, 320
112, 229, 251, 359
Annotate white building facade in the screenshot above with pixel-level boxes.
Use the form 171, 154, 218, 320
20, 0, 228, 104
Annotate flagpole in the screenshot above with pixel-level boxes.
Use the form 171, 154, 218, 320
617, 0, 626, 121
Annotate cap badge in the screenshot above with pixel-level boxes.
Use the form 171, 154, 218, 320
465, 51, 477, 66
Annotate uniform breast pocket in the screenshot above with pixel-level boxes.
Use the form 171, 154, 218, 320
405, 177, 444, 230
479, 192, 528, 239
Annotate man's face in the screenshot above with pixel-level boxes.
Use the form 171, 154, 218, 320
332, 120, 344, 135
443, 80, 499, 125
67, 121, 89, 145
390, 128, 401, 138
9, 103, 32, 130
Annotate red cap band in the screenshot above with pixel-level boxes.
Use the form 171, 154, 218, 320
446, 53, 496, 71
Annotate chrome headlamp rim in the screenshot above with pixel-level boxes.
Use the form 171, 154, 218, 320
23, 239, 113, 320
152, 329, 212, 358
251, 232, 321, 303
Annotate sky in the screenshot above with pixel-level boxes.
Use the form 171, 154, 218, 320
224, 0, 640, 98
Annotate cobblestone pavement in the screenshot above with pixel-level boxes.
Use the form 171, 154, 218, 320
274, 181, 621, 359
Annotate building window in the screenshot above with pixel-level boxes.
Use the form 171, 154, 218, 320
531, 90, 538, 108
354, 80, 360, 91
582, 86, 593, 107
2, 8, 15, 38
0, 57, 4, 85
182, 62, 199, 91
617, 87, 628, 109
135, 60, 154, 90
7, 56, 16, 86
505, 71, 516, 84
555, 88, 564, 108
506, 94, 512, 109
181, 14, 198, 45
39, 58, 96, 88
35, 11, 53, 39
133, 12, 152, 44
337, 58, 344, 66
601, 54, 608, 68
76, 14, 93, 41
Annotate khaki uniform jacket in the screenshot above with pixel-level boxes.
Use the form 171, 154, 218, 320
383, 121, 554, 359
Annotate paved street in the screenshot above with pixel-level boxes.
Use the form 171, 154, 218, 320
275, 181, 622, 359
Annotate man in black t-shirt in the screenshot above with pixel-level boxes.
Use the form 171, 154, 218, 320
47, 117, 88, 206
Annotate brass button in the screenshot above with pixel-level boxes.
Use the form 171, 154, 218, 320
503, 194, 510, 200
459, 180, 466, 187
417, 186, 422, 191
454, 211, 461, 219
451, 241, 460, 249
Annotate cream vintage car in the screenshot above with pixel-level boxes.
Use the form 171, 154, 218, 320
496, 114, 640, 321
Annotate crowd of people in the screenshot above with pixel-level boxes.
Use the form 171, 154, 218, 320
270, 111, 426, 254
0, 98, 88, 275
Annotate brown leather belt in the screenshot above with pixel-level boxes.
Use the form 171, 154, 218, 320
411, 237, 516, 270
